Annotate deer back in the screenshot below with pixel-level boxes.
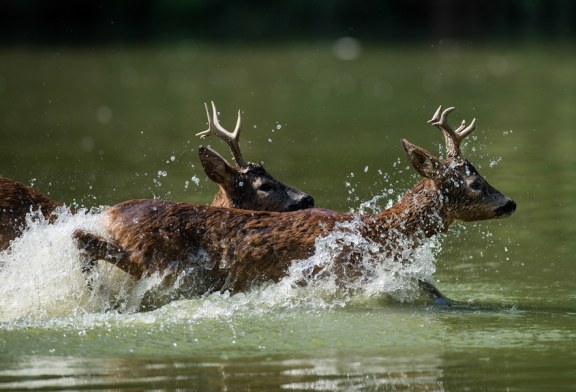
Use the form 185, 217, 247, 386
102, 199, 341, 290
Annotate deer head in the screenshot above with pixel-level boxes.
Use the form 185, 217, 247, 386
401, 106, 516, 223
197, 102, 314, 212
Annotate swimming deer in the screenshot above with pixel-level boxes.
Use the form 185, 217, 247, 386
72, 106, 516, 297
0, 178, 64, 250
197, 101, 314, 211
0, 103, 313, 250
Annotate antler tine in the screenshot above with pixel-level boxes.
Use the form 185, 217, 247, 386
428, 105, 476, 159
454, 117, 476, 140
427, 105, 445, 125
196, 101, 247, 168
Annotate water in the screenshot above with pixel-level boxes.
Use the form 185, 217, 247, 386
1, 43, 576, 390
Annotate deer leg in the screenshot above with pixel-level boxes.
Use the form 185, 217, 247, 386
418, 280, 455, 306
72, 229, 133, 277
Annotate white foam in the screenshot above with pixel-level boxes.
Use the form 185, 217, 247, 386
281, 217, 439, 303
0, 207, 105, 321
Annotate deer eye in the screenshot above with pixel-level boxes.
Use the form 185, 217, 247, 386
259, 183, 275, 192
469, 179, 483, 192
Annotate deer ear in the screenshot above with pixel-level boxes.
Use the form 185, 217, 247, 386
199, 146, 238, 185
401, 139, 441, 179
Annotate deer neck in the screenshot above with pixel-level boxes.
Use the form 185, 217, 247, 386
211, 188, 232, 208
362, 179, 451, 242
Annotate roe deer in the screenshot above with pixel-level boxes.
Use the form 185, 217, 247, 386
73, 106, 516, 296
0, 103, 313, 250
0, 178, 64, 250
197, 101, 314, 211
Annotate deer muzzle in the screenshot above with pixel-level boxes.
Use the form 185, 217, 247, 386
495, 199, 516, 218
286, 194, 314, 211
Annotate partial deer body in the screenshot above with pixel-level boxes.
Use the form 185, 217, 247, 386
74, 106, 516, 295
198, 102, 314, 211
0, 178, 63, 250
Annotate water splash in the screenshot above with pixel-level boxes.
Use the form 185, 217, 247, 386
0, 206, 441, 323
281, 218, 439, 304
0, 207, 104, 321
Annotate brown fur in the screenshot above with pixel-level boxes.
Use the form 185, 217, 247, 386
100, 201, 338, 291
0, 178, 63, 250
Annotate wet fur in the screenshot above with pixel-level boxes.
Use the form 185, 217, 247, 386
0, 178, 63, 250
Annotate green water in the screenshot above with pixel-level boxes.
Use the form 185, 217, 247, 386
1, 43, 576, 391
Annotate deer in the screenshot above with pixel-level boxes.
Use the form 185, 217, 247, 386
0, 102, 313, 251
0, 178, 65, 251
197, 101, 314, 211
72, 106, 516, 300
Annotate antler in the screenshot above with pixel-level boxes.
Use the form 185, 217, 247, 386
427, 106, 476, 159
196, 101, 247, 168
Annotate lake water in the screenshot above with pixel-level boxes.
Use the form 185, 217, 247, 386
1, 43, 575, 391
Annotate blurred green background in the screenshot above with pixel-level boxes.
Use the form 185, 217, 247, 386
1, 1, 574, 210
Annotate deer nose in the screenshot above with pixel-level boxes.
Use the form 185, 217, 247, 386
300, 195, 315, 209
287, 195, 314, 211
496, 199, 516, 217
505, 199, 516, 213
